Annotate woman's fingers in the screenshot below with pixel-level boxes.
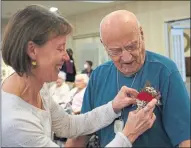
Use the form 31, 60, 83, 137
155, 92, 161, 100
121, 86, 139, 97
126, 97, 137, 104
149, 113, 156, 128
130, 109, 139, 114
142, 99, 157, 113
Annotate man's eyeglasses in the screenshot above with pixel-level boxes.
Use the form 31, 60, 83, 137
105, 36, 141, 57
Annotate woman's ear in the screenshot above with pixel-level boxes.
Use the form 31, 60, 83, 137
26, 41, 37, 60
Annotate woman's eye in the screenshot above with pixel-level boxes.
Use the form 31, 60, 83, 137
57, 49, 62, 52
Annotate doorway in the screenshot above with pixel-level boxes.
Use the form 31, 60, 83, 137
165, 18, 190, 94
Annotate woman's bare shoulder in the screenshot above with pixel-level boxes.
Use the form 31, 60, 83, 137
2, 73, 25, 96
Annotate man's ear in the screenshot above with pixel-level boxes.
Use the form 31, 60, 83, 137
100, 39, 103, 44
140, 27, 144, 41
26, 41, 37, 60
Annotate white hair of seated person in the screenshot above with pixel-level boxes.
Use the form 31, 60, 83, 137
75, 74, 89, 84
58, 71, 66, 80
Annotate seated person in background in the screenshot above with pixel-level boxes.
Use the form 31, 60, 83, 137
82, 60, 93, 77
70, 74, 89, 114
50, 71, 70, 105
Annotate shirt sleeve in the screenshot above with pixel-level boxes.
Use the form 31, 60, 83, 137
161, 71, 190, 146
105, 132, 132, 147
50, 97, 120, 138
2, 117, 59, 147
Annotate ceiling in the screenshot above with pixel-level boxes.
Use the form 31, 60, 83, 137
2, 1, 126, 19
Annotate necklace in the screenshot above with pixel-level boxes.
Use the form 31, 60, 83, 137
114, 70, 137, 134
117, 70, 137, 92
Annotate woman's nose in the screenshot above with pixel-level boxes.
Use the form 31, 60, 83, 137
63, 52, 70, 61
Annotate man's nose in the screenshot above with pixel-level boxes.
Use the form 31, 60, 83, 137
121, 50, 133, 62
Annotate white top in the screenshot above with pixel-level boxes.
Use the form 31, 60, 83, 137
70, 87, 86, 112
49, 83, 70, 104
1, 84, 132, 147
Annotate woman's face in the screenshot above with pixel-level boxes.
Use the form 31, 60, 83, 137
56, 78, 64, 87
30, 35, 69, 83
75, 78, 86, 89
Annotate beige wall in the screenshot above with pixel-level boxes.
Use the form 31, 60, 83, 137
1, 1, 190, 78
67, 1, 190, 56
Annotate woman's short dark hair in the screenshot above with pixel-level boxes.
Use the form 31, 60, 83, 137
1, 4, 72, 76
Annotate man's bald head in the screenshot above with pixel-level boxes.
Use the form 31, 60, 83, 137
100, 10, 140, 44
99, 10, 146, 76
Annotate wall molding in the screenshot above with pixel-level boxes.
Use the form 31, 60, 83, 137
73, 32, 99, 40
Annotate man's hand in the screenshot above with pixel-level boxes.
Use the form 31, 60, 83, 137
112, 86, 138, 113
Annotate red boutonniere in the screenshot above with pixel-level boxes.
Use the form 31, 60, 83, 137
136, 81, 161, 110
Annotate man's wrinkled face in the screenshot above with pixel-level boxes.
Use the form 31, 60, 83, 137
102, 29, 145, 76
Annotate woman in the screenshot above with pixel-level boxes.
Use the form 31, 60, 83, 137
70, 74, 89, 114
49, 71, 70, 105
1, 5, 156, 147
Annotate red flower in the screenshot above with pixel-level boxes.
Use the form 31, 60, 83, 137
137, 91, 154, 102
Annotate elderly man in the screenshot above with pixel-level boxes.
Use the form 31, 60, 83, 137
67, 10, 190, 147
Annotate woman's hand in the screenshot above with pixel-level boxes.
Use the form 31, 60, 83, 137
122, 99, 157, 143
112, 86, 138, 113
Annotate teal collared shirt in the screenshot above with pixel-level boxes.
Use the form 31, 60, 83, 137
81, 51, 190, 147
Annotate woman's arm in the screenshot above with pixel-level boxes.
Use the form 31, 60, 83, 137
105, 132, 132, 147
66, 99, 157, 147
47, 86, 138, 138
51, 99, 120, 138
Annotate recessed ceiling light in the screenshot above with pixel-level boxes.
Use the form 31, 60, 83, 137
49, 7, 58, 12
81, 1, 114, 3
